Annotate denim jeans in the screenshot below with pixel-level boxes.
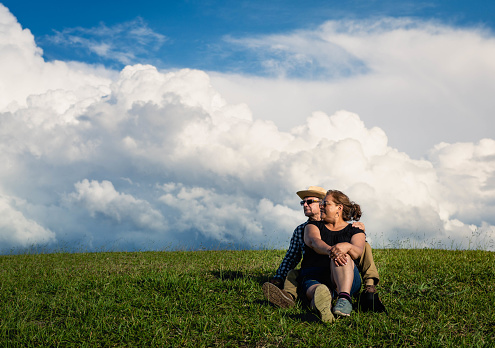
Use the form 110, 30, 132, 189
300, 265, 361, 296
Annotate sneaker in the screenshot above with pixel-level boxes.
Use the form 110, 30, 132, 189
313, 285, 335, 323
262, 282, 295, 308
358, 286, 387, 313
332, 297, 352, 316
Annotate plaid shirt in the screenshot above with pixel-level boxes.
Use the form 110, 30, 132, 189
274, 220, 309, 280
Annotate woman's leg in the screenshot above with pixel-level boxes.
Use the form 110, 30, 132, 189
330, 255, 356, 316
330, 255, 355, 294
306, 283, 334, 323
306, 283, 319, 302
300, 271, 335, 323
299, 267, 328, 302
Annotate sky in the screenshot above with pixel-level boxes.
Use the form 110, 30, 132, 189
1, 1, 495, 254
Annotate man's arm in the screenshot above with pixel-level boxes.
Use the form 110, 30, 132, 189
352, 221, 365, 231
270, 223, 305, 286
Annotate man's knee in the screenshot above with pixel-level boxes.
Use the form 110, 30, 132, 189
286, 269, 299, 283
284, 269, 300, 299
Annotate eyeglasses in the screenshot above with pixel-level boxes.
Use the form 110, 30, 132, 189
319, 201, 333, 207
300, 199, 320, 206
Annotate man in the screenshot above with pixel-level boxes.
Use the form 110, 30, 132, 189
262, 186, 386, 313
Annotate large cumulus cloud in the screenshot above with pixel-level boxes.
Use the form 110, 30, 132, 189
213, 18, 495, 158
1, 4, 494, 253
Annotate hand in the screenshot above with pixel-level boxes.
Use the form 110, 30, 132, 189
269, 277, 284, 289
328, 243, 350, 258
332, 253, 348, 267
352, 221, 365, 232
328, 243, 351, 266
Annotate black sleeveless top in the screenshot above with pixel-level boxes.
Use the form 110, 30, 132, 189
301, 221, 365, 270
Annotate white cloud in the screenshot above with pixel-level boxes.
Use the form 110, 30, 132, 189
68, 179, 167, 231
0, 4, 115, 112
45, 17, 167, 65
429, 139, 495, 225
211, 18, 495, 158
157, 184, 302, 248
0, 5, 494, 253
0, 194, 56, 248
159, 184, 263, 241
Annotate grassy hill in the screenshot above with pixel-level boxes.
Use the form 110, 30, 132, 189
1, 248, 494, 347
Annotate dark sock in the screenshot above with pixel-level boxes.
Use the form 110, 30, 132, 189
338, 292, 352, 303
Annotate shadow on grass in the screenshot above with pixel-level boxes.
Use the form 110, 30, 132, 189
209, 269, 337, 324
210, 270, 270, 285
288, 311, 322, 323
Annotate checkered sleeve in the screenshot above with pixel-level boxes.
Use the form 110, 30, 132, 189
273, 221, 307, 280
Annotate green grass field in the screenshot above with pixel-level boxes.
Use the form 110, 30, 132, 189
1, 248, 494, 347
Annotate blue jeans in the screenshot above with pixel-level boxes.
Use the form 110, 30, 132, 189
300, 265, 361, 297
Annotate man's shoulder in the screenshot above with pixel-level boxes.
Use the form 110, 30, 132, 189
290, 221, 309, 236
295, 220, 310, 229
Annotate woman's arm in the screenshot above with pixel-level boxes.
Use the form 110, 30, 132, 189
303, 224, 331, 256
329, 232, 365, 261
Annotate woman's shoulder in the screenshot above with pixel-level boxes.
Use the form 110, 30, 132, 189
345, 223, 365, 235
307, 220, 325, 228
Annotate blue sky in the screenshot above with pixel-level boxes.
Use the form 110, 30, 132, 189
5, 0, 495, 72
1, 1, 495, 253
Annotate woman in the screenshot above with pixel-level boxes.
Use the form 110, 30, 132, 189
300, 190, 365, 322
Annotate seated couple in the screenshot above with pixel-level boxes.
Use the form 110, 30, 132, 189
262, 186, 386, 323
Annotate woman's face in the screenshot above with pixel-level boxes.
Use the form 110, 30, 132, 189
320, 194, 342, 223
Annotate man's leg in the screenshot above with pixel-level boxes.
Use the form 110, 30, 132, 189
262, 270, 299, 308
283, 269, 299, 300
355, 242, 387, 313
355, 242, 380, 286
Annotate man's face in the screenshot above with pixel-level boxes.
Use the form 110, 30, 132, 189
301, 196, 321, 218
